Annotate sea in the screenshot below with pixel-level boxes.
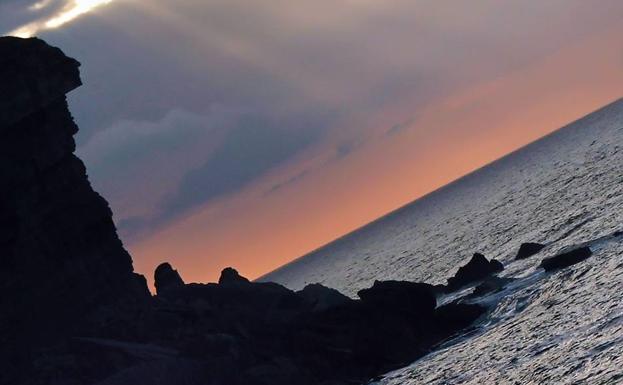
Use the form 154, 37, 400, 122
262, 98, 623, 384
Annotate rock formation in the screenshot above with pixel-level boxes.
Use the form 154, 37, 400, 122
154, 262, 185, 294
0, 36, 149, 384
445, 253, 504, 292
540, 246, 592, 271
140, 266, 486, 385
218, 266, 251, 284
515, 242, 546, 260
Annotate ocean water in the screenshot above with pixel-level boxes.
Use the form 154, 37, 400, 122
263, 98, 623, 384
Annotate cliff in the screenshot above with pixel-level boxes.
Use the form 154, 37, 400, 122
0, 37, 149, 382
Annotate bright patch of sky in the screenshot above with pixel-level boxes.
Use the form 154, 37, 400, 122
10, 0, 113, 37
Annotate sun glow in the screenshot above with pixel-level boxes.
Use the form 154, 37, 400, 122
28, 0, 53, 11
10, 0, 113, 38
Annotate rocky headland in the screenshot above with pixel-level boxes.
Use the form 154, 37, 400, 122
0, 37, 600, 385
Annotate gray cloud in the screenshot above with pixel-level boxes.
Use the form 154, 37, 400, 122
159, 113, 327, 223
335, 140, 361, 160
77, 107, 237, 229
266, 169, 310, 195
386, 117, 416, 136
3, 0, 622, 247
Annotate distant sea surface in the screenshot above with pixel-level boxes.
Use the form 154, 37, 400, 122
262, 98, 623, 384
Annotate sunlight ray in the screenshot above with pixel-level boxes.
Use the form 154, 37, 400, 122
9, 0, 114, 37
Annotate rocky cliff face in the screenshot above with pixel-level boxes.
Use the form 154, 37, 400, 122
0, 37, 149, 376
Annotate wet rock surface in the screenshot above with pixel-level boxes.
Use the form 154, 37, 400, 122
469, 276, 514, 297
540, 246, 593, 271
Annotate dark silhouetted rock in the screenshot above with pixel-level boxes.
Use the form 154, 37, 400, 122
515, 242, 546, 260
446, 253, 504, 292
219, 267, 251, 285
297, 283, 353, 311
540, 246, 593, 271
0, 36, 149, 385
357, 280, 436, 316
435, 302, 485, 332
154, 262, 185, 295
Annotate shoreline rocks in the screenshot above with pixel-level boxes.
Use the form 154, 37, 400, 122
515, 242, 546, 260
540, 246, 593, 271
445, 253, 504, 292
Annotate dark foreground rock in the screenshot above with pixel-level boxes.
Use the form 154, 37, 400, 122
0, 37, 488, 385
297, 283, 353, 311
540, 246, 593, 271
0, 36, 149, 385
515, 242, 546, 260
145, 267, 486, 385
446, 253, 504, 292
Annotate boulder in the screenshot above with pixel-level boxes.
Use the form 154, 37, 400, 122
219, 267, 251, 285
446, 253, 504, 292
514, 242, 546, 260
540, 246, 592, 271
154, 262, 185, 295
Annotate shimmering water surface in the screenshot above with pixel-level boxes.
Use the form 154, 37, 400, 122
263, 99, 623, 384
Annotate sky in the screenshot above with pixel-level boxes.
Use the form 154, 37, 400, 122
2, 0, 622, 287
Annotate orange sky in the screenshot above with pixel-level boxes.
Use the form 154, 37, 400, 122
128, 21, 623, 288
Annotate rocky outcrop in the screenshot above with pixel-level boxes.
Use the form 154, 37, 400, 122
540, 246, 592, 271
515, 242, 546, 260
140, 266, 486, 385
219, 266, 251, 285
154, 262, 185, 294
0, 37, 149, 384
446, 253, 504, 292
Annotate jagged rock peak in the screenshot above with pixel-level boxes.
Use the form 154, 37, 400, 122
219, 267, 251, 285
154, 262, 185, 294
0, 36, 82, 127
446, 252, 504, 291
